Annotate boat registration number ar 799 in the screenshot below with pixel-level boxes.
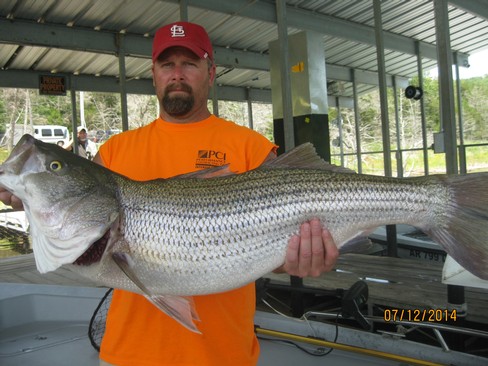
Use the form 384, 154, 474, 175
409, 249, 447, 262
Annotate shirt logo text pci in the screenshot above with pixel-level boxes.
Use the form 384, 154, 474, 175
196, 150, 227, 168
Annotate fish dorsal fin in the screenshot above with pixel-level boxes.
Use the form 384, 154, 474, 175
263, 143, 356, 173
174, 165, 235, 179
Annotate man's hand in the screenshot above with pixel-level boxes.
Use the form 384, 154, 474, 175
276, 218, 338, 277
0, 187, 24, 211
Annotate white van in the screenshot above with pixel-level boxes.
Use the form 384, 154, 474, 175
33, 125, 70, 147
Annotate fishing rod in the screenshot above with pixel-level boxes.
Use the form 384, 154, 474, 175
255, 326, 446, 366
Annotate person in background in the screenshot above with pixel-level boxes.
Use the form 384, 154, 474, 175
94, 21, 339, 366
66, 126, 98, 160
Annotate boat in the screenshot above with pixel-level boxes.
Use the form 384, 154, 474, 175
369, 224, 447, 264
2, 278, 488, 366
0, 210, 29, 234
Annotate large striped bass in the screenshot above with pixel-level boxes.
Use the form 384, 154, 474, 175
1, 134, 488, 332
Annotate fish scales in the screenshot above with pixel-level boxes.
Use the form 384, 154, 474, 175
104, 168, 443, 296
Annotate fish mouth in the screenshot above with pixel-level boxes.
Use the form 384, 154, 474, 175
0, 134, 37, 178
73, 230, 111, 266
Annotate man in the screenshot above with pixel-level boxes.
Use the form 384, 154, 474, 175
0, 21, 338, 365
95, 21, 338, 366
66, 126, 98, 160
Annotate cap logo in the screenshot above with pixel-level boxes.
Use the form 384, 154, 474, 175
171, 24, 186, 38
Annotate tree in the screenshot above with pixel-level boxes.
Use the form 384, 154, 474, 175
127, 94, 159, 129
461, 77, 488, 141
1, 89, 23, 150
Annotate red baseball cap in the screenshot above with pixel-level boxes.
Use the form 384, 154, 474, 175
152, 22, 213, 62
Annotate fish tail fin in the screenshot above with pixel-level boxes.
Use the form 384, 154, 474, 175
425, 172, 488, 280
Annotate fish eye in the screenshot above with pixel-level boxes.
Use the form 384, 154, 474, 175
49, 160, 63, 172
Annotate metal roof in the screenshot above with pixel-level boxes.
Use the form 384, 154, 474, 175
1, 0, 488, 103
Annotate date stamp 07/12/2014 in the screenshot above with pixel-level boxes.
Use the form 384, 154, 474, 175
383, 308, 458, 323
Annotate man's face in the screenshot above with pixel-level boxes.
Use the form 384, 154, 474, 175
78, 129, 87, 142
152, 47, 215, 120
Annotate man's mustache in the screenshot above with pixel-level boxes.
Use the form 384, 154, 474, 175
165, 83, 192, 94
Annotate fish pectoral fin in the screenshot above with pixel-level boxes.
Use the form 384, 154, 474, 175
148, 294, 201, 334
112, 252, 201, 333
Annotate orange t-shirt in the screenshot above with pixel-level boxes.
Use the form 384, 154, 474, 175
99, 115, 276, 366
